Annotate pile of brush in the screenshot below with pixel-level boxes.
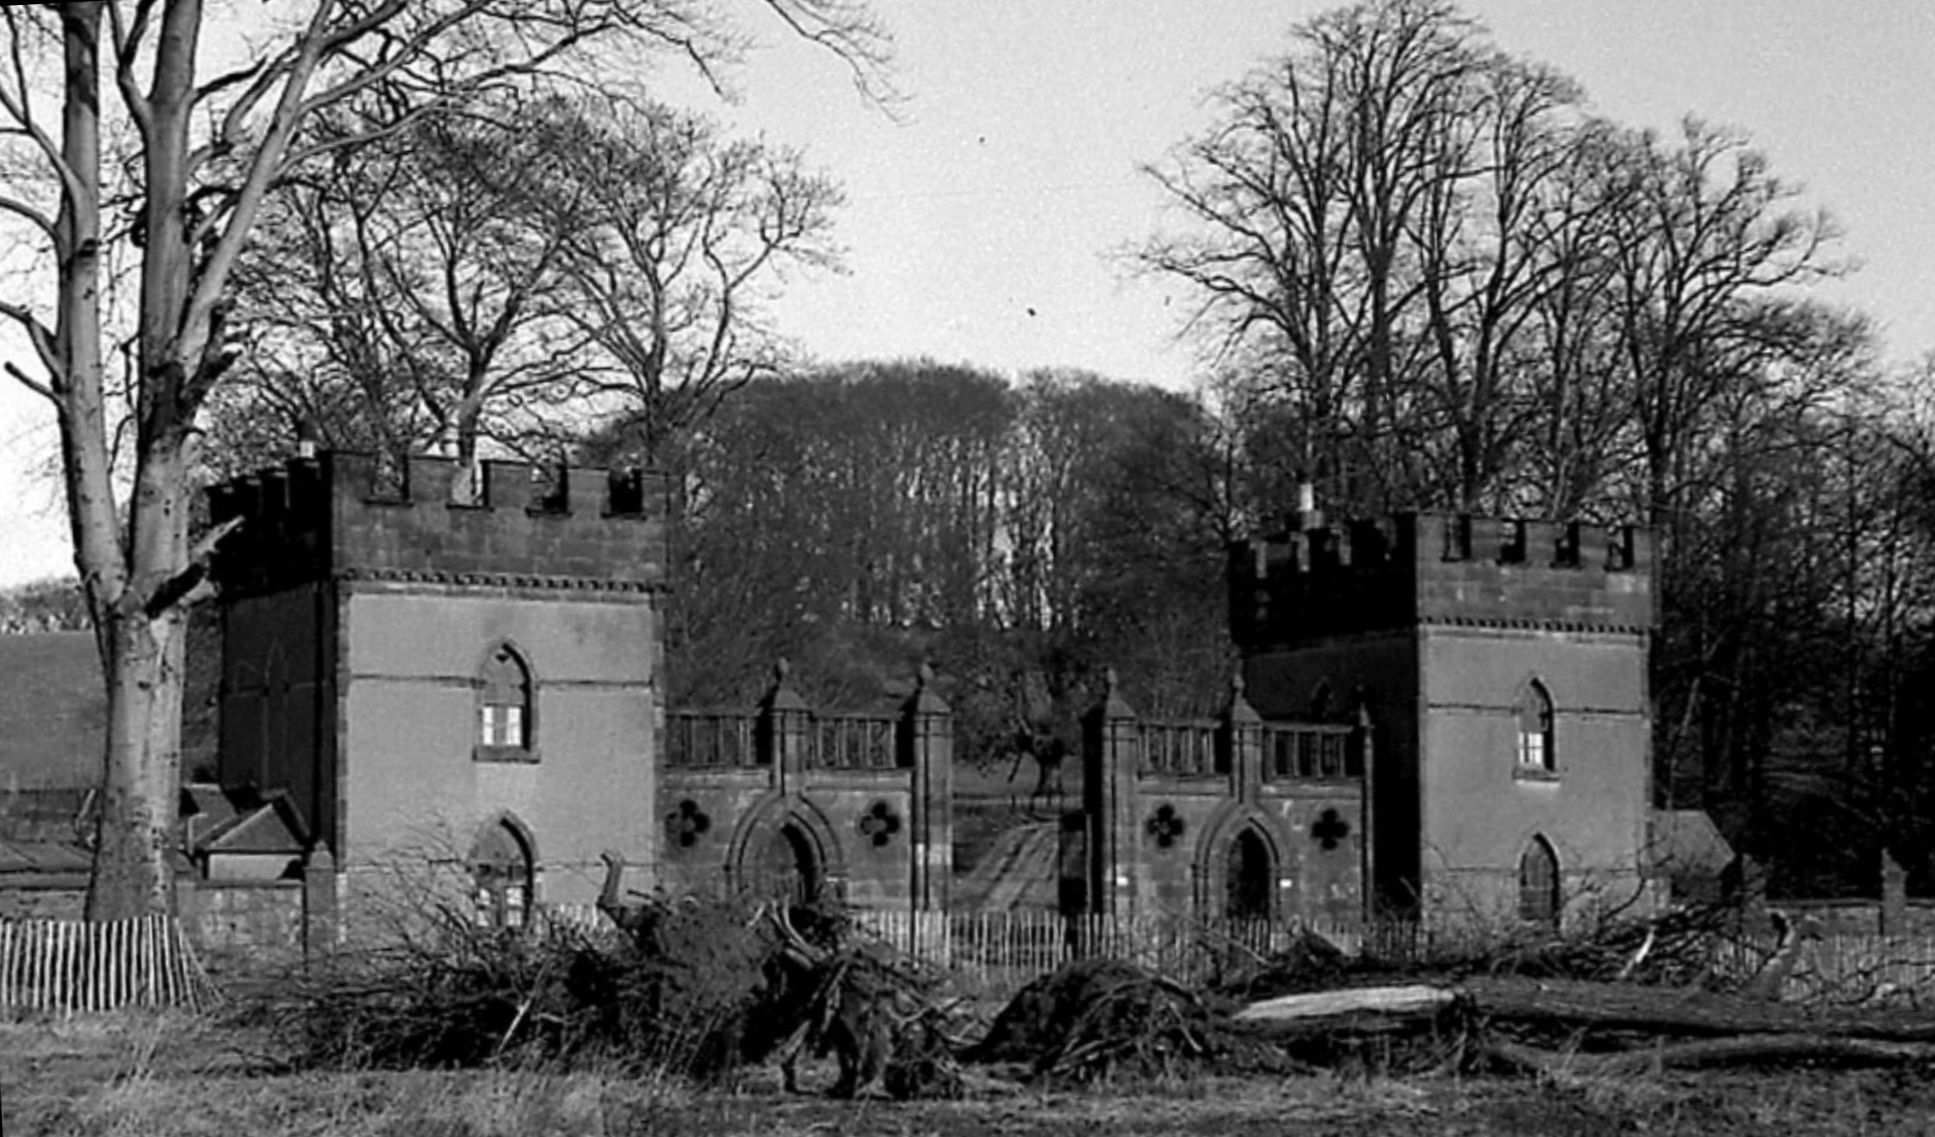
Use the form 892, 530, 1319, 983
969, 958, 1292, 1083
261, 894, 976, 1098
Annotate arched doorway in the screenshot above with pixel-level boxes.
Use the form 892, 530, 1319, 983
1518, 835, 1560, 926
1225, 827, 1274, 922
470, 819, 534, 930
752, 822, 823, 906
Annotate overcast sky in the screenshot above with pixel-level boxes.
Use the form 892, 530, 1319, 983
2, 0, 1932, 585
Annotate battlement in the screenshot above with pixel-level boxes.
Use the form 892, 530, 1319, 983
1229, 512, 1653, 648
209, 452, 668, 598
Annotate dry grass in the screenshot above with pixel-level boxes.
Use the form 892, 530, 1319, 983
50, 1070, 688, 1137
9, 1016, 1935, 1136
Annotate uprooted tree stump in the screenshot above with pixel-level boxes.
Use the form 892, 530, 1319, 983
969, 958, 1296, 1083
765, 905, 970, 1099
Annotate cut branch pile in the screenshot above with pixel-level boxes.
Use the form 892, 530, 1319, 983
1475, 905, 1771, 987
264, 896, 970, 1097
968, 958, 1294, 1083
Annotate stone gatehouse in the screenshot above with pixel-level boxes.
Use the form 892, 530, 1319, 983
205, 451, 667, 930
1230, 504, 1655, 925
190, 452, 1653, 942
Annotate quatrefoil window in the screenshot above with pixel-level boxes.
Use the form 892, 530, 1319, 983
667, 799, 711, 848
1312, 808, 1350, 851
858, 801, 902, 847
1145, 804, 1186, 849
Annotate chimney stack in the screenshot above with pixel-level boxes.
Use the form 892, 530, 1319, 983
1293, 476, 1324, 532
295, 417, 319, 461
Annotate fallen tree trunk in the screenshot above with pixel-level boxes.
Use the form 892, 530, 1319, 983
1231, 975, 1935, 1065
1461, 977, 1935, 1044
1232, 985, 1459, 1037
1488, 1034, 1935, 1076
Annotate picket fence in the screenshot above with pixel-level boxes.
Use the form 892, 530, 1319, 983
511, 905, 1935, 1006
847, 910, 1935, 1004
851, 910, 1375, 996
0, 915, 215, 1018
16, 906, 1935, 1018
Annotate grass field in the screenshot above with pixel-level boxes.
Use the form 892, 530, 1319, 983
8, 1016, 1935, 1137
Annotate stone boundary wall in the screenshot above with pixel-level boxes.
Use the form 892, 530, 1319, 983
178, 879, 306, 968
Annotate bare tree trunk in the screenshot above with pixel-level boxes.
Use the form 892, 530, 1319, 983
85, 0, 203, 920
87, 604, 188, 919
42, 4, 178, 923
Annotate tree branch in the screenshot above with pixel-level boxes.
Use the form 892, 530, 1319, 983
106, 0, 155, 138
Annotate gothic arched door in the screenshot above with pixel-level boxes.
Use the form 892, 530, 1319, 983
1225, 827, 1274, 922
752, 822, 823, 906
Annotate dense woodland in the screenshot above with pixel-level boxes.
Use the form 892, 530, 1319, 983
5, 0, 1935, 906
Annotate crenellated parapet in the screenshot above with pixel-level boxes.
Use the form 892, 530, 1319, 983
1229, 511, 1653, 648
209, 451, 669, 599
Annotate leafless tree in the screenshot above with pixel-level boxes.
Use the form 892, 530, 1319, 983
1141, 0, 1519, 510
551, 99, 845, 464
0, 0, 887, 920
1597, 119, 1843, 529
215, 93, 601, 478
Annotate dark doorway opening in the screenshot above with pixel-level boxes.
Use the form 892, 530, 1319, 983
1226, 828, 1273, 921
754, 822, 822, 906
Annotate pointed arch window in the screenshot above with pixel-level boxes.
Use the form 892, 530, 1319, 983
471, 819, 534, 930
476, 644, 535, 762
1518, 835, 1561, 926
1515, 680, 1556, 775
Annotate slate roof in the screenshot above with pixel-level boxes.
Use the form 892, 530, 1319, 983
0, 633, 103, 791
1651, 809, 1737, 876
196, 792, 308, 857
0, 837, 91, 876
0, 836, 92, 890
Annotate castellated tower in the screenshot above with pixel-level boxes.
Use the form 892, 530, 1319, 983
1230, 502, 1654, 928
208, 452, 668, 931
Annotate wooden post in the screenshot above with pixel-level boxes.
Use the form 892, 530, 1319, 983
1357, 702, 1377, 925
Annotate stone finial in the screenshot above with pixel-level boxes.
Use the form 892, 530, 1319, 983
1224, 671, 1259, 723
761, 656, 807, 712
1094, 667, 1135, 720
905, 659, 949, 715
